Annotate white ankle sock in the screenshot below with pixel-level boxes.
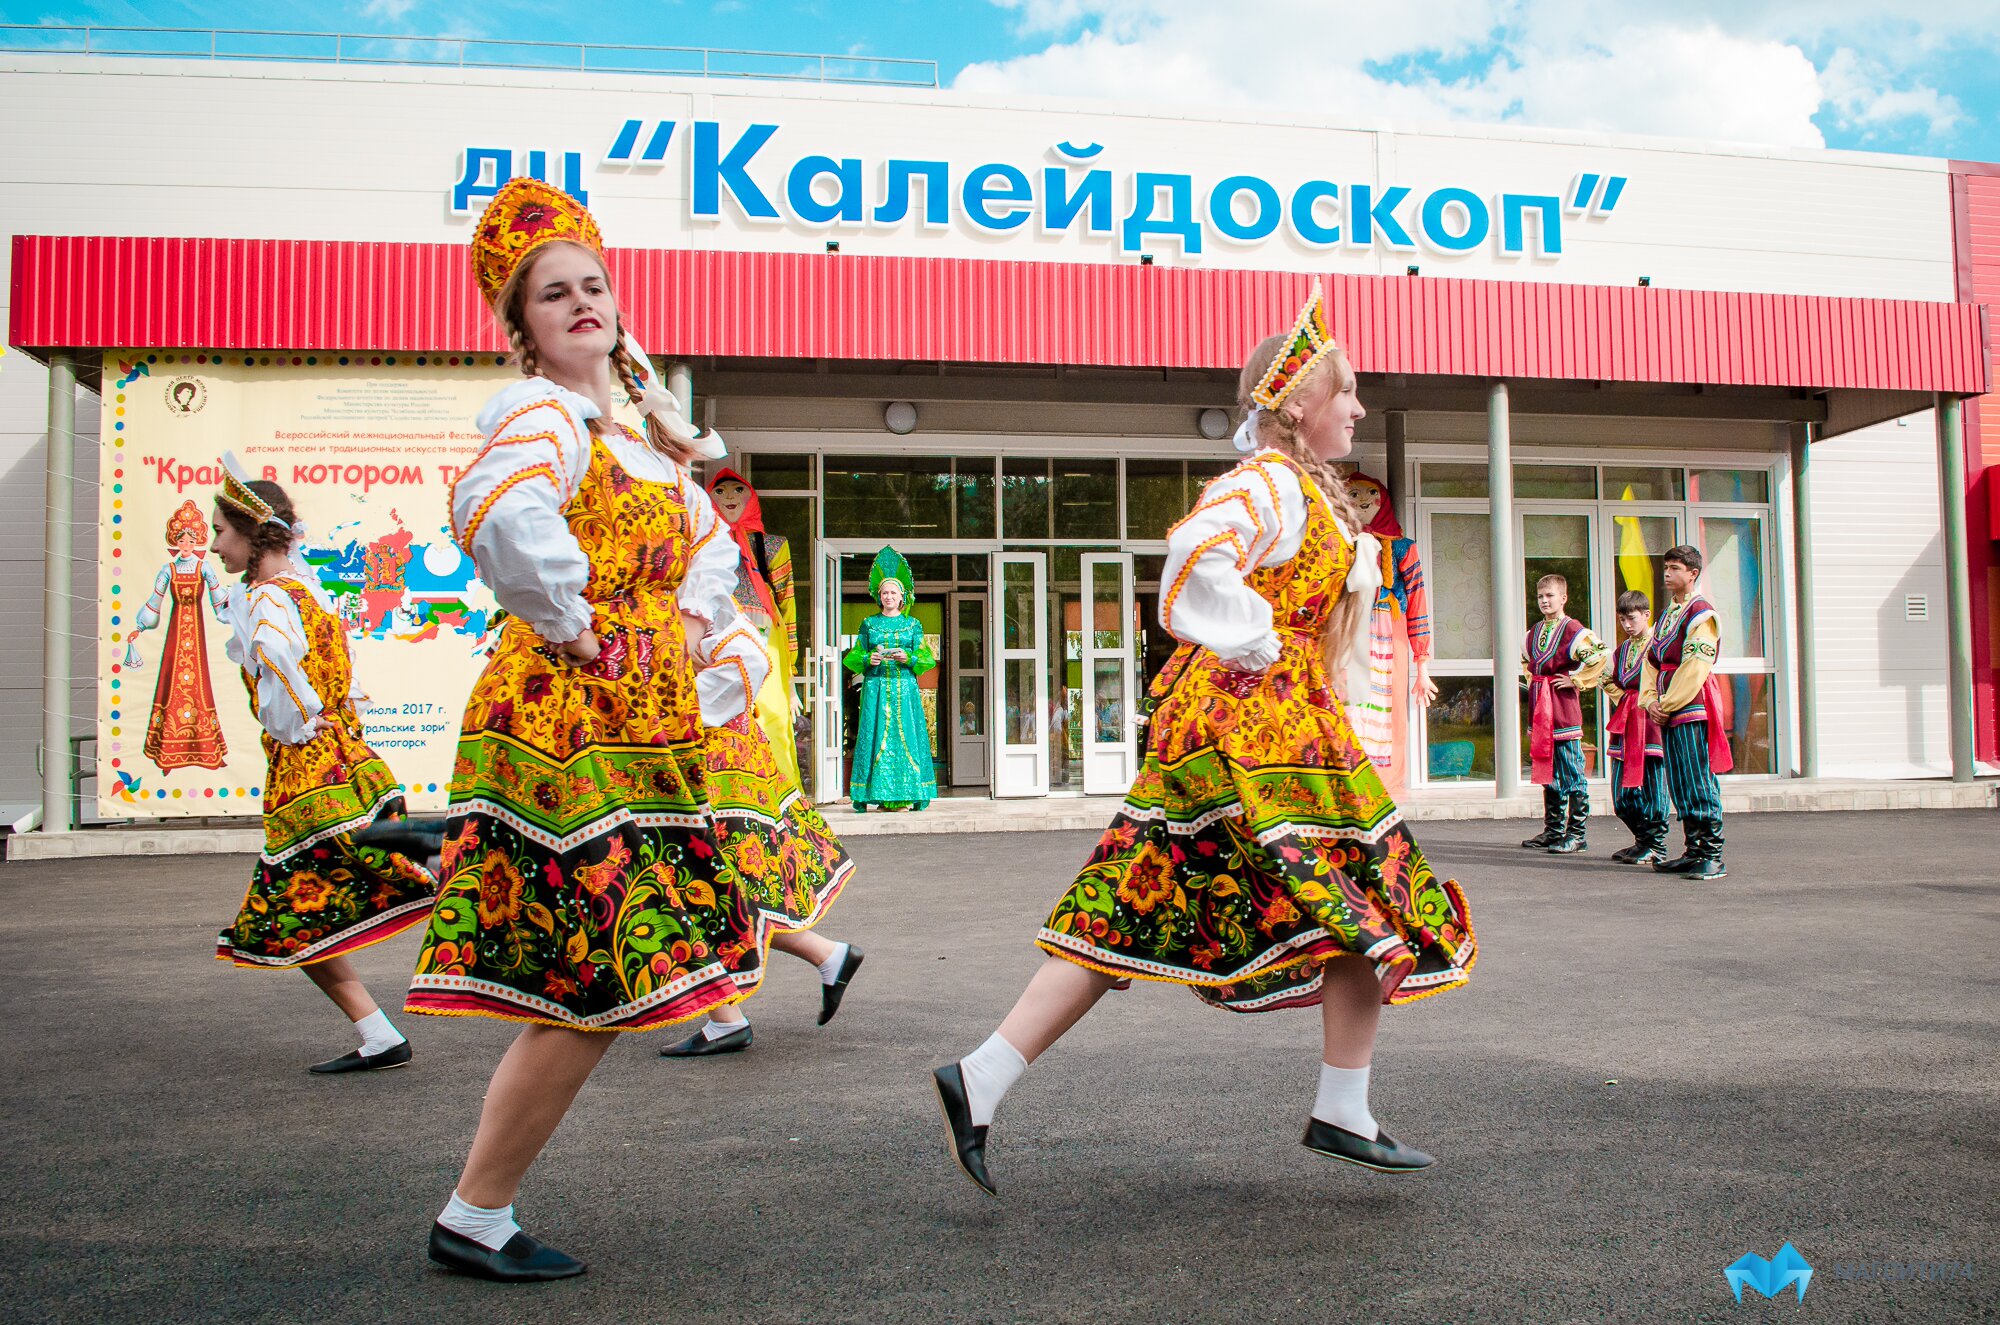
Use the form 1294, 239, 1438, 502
1311, 1063, 1378, 1140
354, 1008, 405, 1056
958, 1031, 1028, 1127
815, 942, 851, 985
703, 1016, 746, 1040
438, 1191, 519, 1251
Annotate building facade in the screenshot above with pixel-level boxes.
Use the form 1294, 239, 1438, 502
1, 50, 1991, 819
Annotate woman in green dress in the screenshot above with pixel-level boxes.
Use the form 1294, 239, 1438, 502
843, 547, 937, 811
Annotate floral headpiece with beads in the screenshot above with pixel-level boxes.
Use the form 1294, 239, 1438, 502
216, 451, 289, 530
470, 177, 604, 308
1250, 279, 1339, 410
868, 546, 916, 603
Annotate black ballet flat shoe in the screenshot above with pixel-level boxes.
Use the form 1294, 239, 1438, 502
1653, 854, 1699, 875
1610, 843, 1643, 864
932, 1063, 997, 1197
817, 946, 866, 1026
1684, 859, 1729, 881
1301, 1118, 1435, 1173
308, 1041, 412, 1074
658, 1024, 752, 1057
1633, 847, 1668, 867
427, 1223, 586, 1283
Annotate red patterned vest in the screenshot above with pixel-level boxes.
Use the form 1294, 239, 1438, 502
1646, 595, 1719, 728
1525, 615, 1587, 740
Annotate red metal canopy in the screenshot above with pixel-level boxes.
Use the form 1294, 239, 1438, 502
9, 234, 1990, 395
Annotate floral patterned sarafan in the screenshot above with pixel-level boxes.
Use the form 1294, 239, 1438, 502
405, 433, 767, 1030
1038, 455, 1476, 1010
216, 578, 438, 968
705, 719, 855, 954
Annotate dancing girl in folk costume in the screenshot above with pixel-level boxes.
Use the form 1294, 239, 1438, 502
1640, 545, 1733, 880
403, 179, 769, 1282
1602, 590, 1671, 866
1519, 574, 1610, 855
1341, 473, 1435, 793
931, 284, 1477, 1195
659, 485, 864, 1060
208, 460, 438, 1073
844, 547, 938, 811
127, 499, 230, 772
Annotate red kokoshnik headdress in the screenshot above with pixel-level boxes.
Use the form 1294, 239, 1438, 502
707, 467, 780, 624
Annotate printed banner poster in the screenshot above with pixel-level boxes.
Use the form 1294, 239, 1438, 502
100, 349, 526, 819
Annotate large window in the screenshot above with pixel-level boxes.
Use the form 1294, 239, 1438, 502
1414, 457, 1780, 783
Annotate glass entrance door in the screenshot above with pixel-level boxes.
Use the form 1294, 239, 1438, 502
813, 541, 845, 802
991, 551, 1049, 797
1079, 552, 1136, 795
948, 591, 989, 786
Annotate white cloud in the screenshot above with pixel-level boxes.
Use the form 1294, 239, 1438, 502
955, 0, 1990, 150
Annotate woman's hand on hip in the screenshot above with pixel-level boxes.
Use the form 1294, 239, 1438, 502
559, 628, 602, 666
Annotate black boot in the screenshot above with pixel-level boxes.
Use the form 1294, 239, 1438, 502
1685, 822, 1728, 879
1521, 787, 1562, 849
1654, 821, 1699, 874
1632, 820, 1669, 867
1548, 791, 1589, 854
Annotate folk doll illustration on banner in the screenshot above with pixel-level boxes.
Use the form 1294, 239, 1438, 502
706, 467, 803, 787
843, 546, 937, 811
124, 498, 230, 772
1342, 473, 1434, 791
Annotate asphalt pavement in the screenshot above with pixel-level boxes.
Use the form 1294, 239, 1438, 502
2, 810, 1995, 1324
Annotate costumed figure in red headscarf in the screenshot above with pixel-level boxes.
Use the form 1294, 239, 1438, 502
126, 499, 230, 772
705, 467, 802, 785
1342, 474, 1434, 792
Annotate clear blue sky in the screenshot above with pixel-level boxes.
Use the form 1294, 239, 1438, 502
4, 0, 1996, 163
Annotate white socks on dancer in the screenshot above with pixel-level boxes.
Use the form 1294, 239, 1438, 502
438, 1191, 520, 1251
353, 1008, 406, 1056
816, 942, 851, 985
1312, 1063, 1379, 1140
959, 1032, 1028, 1127
702, 1016, 745, 1040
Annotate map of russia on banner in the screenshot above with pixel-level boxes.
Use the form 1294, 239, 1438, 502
99, 349, 527, 819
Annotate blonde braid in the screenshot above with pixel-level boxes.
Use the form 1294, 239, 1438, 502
610, 334, 696, 464
504, 317, 541, 382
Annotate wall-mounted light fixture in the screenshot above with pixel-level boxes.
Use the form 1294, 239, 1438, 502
1197, 408, 1231, 441
884, 401, 918, 435
826, 240, 840, 254
1140, 253, 1155, 266
1406, 265, 1420, 276
1638, 276, 1651, 287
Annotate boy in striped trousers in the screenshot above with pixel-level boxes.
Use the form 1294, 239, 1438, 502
1639, 546, 1734, 880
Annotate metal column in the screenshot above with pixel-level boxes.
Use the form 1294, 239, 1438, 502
1488, 383, 1519, 799
1936, 395, 1976, 783
41, 353, 76, 834
1789, 423, 1819, 779
1384, 410, 1409, 529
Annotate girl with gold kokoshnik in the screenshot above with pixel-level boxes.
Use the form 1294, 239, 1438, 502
208, 460, 438, 1074
933, 283, 1477, 1194
403, 178, 772, 1283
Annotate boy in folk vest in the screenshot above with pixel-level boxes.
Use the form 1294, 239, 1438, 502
1639, 545, 1734, 880
1602, 590, 1670, 865
1519, 573, 1608, 854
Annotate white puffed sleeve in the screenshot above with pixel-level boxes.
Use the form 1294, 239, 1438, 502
1157, 453, 1309, 667
452, 378, 598, 645
676, 473, 739, 629
225, 582, 323, 745
1337, 528, 1385, 700
693, 615, 774, 729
